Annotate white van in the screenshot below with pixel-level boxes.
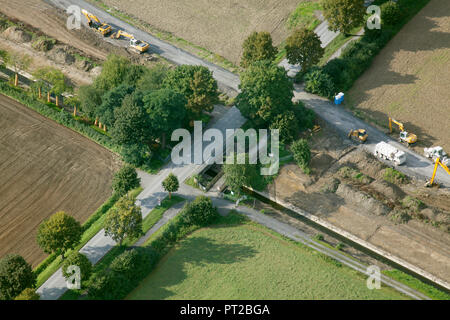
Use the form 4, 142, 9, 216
374, 142, 406, 165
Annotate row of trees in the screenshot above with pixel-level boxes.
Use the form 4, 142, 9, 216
76, 55, 219, 166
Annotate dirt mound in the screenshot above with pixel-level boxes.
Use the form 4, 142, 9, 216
90, 66, 102, 77
336, 183, 390, 216
369, 180, 405, 202
340, 149, 385, 179
2, 26, 31, 42
75, 59, 93, 72
47, 46, 75, 65
310, 152, 334, 176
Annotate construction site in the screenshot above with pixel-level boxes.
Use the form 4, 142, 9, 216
0, 0, 448, 301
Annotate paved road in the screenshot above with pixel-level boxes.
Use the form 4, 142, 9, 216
45, 0, 240, 93
294, 87, 450, 187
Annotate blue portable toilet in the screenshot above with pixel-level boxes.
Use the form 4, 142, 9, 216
334, 92, 344, 105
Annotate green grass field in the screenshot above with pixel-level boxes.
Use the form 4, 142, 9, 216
128, 221, 408, 300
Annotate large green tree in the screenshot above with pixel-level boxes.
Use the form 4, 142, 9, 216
0, 254, 36, 300
322, 0, 366, 35
143, 88, 186, 148
162, 173, 179, 199
270, 110, 300, 144
97, 84, 135, 126
111, 93, 152, 146
137, 63, 169, 92
112, 165, 141, 196
104, 195, 143, 245
62, 252, 92, 286
236, 60, 293, 125
78, 85, 103, 119
37, 211, 82, 260
33, 66, 68, 105
285, 27, 324, 73
93, 54, 134, 91
240, 31, 278, 68
163, 65, 218, 119
223, 153, 262, 197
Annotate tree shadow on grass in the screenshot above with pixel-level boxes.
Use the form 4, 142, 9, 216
131, 235, 257, 300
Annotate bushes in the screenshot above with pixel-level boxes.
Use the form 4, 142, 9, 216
381, 1, 402, 26
291, 139, 311, 174
181, 196, 218, 227
88, 247, 158, 300
14, 288, 40, 300
383, 167, 407, 184
304, 67, 335, 99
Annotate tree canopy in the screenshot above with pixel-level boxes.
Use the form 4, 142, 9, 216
36, 211, 82, 259
236, 60, 293, 125
240, 31, 278, 68
163, 65, 218, 118
104, 194, 143, 245
223, 153, 262, 197
0, 254, 36, 300
162, 173, 179, 199
322, 0, 366, 35
285, 27, 324, 72
112, 165, 141, 196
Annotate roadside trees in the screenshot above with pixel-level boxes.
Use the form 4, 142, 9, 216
143, 88, 187, 148
37, 211, 82, 260
0, 254, 36, 300
62, 252, 92, 287
162, 173, 179, 199
104, 195, 143, 246
112, 165, 141, 196
285, 27, 324, 73
97, 84, 135, 127
240, 31, 278, 68
236, 60, 293, 126
163, 65, 218, 120
322, 0, 365, 35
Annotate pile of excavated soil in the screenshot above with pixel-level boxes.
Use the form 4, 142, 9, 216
2, 26, 31, 42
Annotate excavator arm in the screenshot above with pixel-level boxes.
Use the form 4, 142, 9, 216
427, 157, 450, 187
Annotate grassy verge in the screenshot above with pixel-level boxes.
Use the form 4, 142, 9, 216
382, 269, 450, 300
35, 187, 143, 287
87, 0, 238, 73
128, 211, 407, 300
59, 195, 184, 300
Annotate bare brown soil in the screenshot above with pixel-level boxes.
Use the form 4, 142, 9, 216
348, 0, 450, 153
0, 95, 120, 266
270, 118, 450, 282
99, 0, 305, 64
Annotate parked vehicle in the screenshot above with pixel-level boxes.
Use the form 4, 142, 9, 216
424, 146, 449, 165
374, 142, 406, 165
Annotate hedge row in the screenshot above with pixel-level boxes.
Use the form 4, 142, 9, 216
87, 196, 218, 300
304, 0, 431, 98
0, 82, 119, 152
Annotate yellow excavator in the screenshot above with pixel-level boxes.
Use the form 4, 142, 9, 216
388, 117, 417, 145
114, 30, 149, 54
81, 9, 112, 36
425, 157, 450, 187
348, 129, 368, 144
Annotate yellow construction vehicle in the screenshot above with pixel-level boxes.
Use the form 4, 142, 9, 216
82, 9, 112, 36
388, 117, 417, 145
115, 30, 149, 54
425, 157, 450, 187
348, 129, 368, 143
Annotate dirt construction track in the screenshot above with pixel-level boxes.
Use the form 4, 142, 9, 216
0, 95, 118, 266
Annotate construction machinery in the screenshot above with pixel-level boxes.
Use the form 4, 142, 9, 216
374, 142, 406, 165
388, 117, 417, 145
81, 9, 112, 36
424, 146, 449, 166
114, 30, 149, 54
425, 157, 450, 187
348, 129, 368, 143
